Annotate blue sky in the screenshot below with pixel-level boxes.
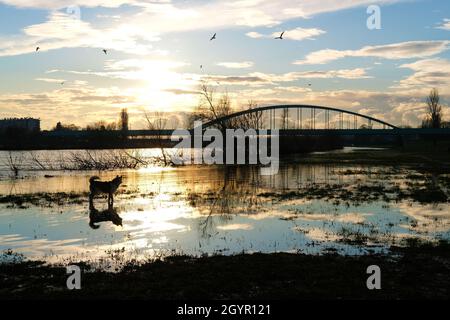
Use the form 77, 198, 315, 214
0, 0, 449, 129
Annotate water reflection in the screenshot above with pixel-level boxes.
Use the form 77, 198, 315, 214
0, 151, 449, 263
89, 205, 123, 230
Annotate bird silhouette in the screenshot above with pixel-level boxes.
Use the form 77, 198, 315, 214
60, 81, 65, 85
102, 49, 107, 55
210, 33, 216, 41
36, 47, 40, 52
275, 31, 285, 40
200, 65, 203, 69
308, 83, 312, 86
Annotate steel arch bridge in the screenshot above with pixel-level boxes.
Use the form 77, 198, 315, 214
200, 104, 398, 130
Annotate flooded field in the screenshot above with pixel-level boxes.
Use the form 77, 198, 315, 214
1, 149, 449, 268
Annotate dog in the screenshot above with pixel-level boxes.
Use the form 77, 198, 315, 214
89, 175, 123, 207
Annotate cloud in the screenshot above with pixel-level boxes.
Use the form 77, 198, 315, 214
208, 68, 370, 85
0, 0, 409, 58
0, 0, 138, 9
276, 27, 325, 40
394, 58, 450, 89
0, 11, 160, 57
294, 40, 450, 65
246, 27, 325, 41
290, 68, 371, 79
246, 31, 264, 38
49, 60, 189, 93
0, 85, 138, 128
216, 61, 254, 69
133, 0, 407, 32
35, 77, 66, 83
0, 0, 406, 25
436, 18, 450, 30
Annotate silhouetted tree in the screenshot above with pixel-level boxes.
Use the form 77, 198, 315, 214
119, 108, 129, 131
235, 101, 265, 130
424, 88, 442, 129
53, 122, 79, 131
86, 121, 117, 131
192, 83, 234, 130
359, 123, 373, 130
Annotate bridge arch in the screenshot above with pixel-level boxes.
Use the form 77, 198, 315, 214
200, 104, 398, 130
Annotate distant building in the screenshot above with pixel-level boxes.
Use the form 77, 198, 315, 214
0, 118, 41, 134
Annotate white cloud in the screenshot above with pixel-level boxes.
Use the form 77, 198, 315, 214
246, 27, 325, 41
395, 58, 450, 89
0, 0, 410, 58
0, 0, 138, 9
0, 0, 406, 25
48, 58, 200, 109
217, 61, 254, 69
436, 18, 450, 30
35, 77, 66, 83
294, 41, 450, 65
19, 0, 403, 35
206, 68, 370, 85
0, 11, 160, 57
274, 27, 325, 40
245, 31, 264, 39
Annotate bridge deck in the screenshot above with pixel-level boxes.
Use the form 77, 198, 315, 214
41, 128, 450, 138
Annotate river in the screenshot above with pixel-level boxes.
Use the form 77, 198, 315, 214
0, 148, 449, 269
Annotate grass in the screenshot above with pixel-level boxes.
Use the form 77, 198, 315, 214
258, 180, 449, 204
0, 192, 89, 208
1, 240, 449, 300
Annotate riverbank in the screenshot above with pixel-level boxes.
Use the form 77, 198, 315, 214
1, 240, 449, 300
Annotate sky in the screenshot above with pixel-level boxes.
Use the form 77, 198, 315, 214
0, 0, 449, 130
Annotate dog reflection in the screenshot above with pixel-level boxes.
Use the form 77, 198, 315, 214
89, 204, 123, 229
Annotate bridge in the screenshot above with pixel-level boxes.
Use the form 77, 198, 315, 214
42, 104, 450, 138
200, 104, 398, 131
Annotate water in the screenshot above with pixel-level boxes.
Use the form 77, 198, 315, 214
0, 149, 449, 267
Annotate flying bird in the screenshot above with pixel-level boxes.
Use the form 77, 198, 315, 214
200, 65, 203, 69
308, 83, 312, 86
60, 81, 65, 85
275, 31, 285, 40
210, 33, 216, 41
102, 49, 107, 55
36, 47, 40, 52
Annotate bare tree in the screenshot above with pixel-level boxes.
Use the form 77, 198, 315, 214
234, 100, 265, 130
3, 151, 23, 178
192, 83, 234, 130
425, 88, 443, 129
